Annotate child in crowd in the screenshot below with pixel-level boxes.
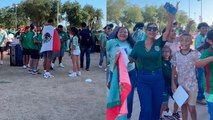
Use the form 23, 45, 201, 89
196, 29, 213, 120
160, 46, 174, 120
171, 33, 200, 120
69, 27, 81, 77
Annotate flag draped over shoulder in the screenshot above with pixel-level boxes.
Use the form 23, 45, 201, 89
106, 49, 132, 120
40, 25, 61, 53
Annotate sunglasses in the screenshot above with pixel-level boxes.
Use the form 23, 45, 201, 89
107, 27, 112, 30
147, 27, 158, 31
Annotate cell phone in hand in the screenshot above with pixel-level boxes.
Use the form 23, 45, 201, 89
164, 2, 177, 15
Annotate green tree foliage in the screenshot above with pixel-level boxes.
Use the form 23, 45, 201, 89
21, 0, 53, 26
62, 1, 102, 29
120, 5, 143, 27
176, 10, 189, 28
0, 7, 16, 28
142, 5, 158, 23
0, 0, 103, 29
107, 0, 126, 25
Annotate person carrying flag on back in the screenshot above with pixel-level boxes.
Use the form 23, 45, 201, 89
40, 19, 61, 79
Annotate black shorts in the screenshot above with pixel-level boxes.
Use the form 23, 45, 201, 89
22, 48, 30, 55
30, 49, 40, 59
0, 47, 4, 52
42, 51, 53, 60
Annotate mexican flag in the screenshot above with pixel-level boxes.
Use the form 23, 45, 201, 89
106, 49, 132, 120
40, 25, 61, 53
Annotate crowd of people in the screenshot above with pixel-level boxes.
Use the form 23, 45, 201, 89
0, 19, 100, 79
0, 3, 213, 120
105, 3, 213, 120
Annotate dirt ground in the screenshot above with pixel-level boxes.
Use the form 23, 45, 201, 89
0, 52, 210, 120
0, 52, 106, 120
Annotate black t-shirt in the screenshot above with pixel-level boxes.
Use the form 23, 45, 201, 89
162, 59, 172, 88
80, 29, 92, 47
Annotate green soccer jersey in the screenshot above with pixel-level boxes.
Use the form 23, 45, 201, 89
130, 36, 166, 71
106, 38, 135, 72
27, 31, 38, 50
200, 47, 213, 95
59, 32, 68, 50
72, 36, 80, 50
20, 32, 28, 49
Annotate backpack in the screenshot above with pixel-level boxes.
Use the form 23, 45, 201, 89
80, 29, 93, 47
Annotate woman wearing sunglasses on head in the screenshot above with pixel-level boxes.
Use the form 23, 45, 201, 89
129, 3, 176, 120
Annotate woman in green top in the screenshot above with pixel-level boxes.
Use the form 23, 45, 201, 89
106, 27, 136, 120
129, 7, 175, 120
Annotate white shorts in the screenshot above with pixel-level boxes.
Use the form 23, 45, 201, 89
72, 49, 80, 55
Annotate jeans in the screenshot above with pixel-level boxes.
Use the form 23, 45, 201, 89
137, 69, 164, 120
127, 69, 137, 119
208, 102, 213, 120
80, 46, 91, 69
99, 51, 106, 66
196, 68, 205, 100
109, 69, 137, 119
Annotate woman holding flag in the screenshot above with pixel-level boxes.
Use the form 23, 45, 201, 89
129, 3, 176, 120
106, 27, 136, 120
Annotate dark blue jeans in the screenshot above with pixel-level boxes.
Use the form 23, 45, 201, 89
80, 46, 91, 69
137, 69, 164, 120
196, 68, 205, 100
208, 101, 213, 120
127, 69, 137, 119
99, 51, 106, 66
109, 69, 137, 119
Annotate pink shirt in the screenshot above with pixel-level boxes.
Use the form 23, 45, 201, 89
165, 38, 180, 56
171, 50, 200, 91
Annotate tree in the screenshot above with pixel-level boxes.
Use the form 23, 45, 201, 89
120, 5, 143, 27
176, 10, 188, 28
142, 5, 158, 23
83, 5, 103, 30
62, 1, 82, 27
93, 9, 103, 30
0, 7, 16, 28
107, 0, 126, 25
156, 6, 168, 31
21, 0, 53, 26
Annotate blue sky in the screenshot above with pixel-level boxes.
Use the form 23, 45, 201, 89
127, 0, 213, 25
0, 0, 107, 27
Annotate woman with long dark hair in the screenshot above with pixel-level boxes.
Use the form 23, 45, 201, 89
106, 27, 137, 120
69, 27, 81, 77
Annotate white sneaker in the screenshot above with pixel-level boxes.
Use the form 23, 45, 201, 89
68, 70, 73, 74
51, 63, 55, 68
98, 65, 102, 68
59, 63, 65, 68
23, 65, 27, 69
27, 64, 30, 68
77, 71, 81, 76
0, 60, 3, 65
44, 72, 54, 79
104, 68, 107, 72
163, 110, 173, 117
68, 72, 77, 77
